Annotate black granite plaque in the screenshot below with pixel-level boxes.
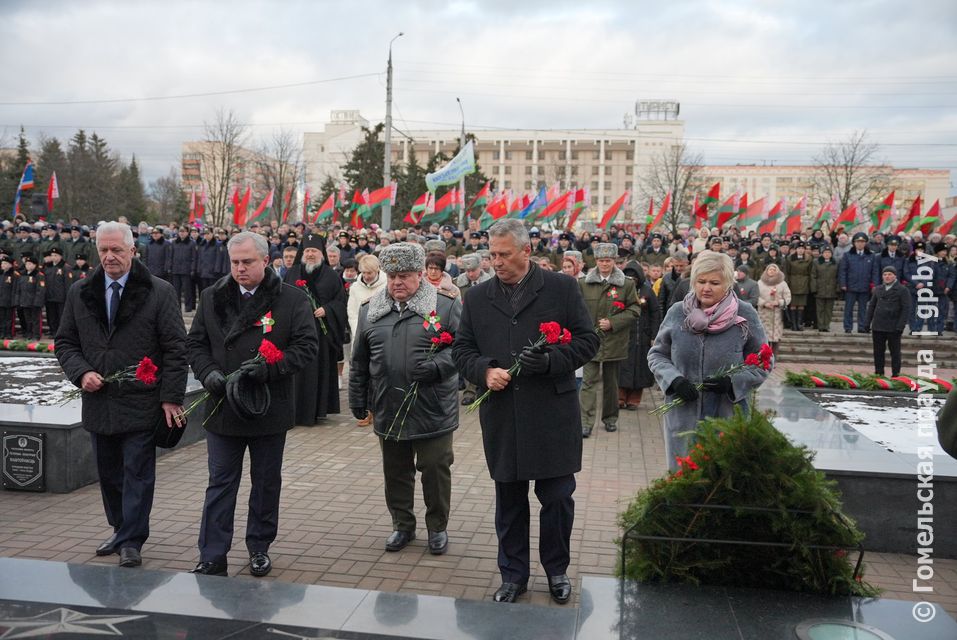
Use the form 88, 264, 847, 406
2, 432, 44, 491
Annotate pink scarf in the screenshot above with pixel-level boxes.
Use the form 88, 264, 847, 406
682, 290, 750, 338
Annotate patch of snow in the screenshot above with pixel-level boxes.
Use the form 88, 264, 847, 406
816, 393, 946, 456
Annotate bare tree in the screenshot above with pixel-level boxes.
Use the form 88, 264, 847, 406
811, 130, 892, 213
638, 142, 706, 234
149, 167, 189, 222
197, 109, 247, 227
255, 128, 303, 224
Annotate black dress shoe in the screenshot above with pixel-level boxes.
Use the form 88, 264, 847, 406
385, 530, 415, 552
118, 547, 141, 568
95, 533, 119, 556
547, 574, 572, 604
493, 581, 527, 603
249, 552, 271, 577
427, 530, 448, 555
604, 422, 617, 432
190, 561, 228, 576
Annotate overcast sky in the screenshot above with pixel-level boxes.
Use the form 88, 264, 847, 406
1, 0, 954, 194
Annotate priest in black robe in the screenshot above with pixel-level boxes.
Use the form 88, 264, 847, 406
284, 233, 347, 424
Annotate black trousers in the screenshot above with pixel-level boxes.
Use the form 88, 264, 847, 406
45, 301, 63, 337
0, 307, 14, 337
198, 431, 286, 563
90, 429, 156, 551
20, 306, 41, 339
494, 474, 576, 583
172, 274, 195, 311
872, 330, 903, 377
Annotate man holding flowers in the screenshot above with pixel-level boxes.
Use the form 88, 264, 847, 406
186, 231, 317, 578
56, 221, 189, 569
452, 219, 598, 605
349, 242, 461, 556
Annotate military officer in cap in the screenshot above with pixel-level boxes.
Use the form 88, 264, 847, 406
72, 252, 92, 283
529, 229, 554, 267
442, 225, 464, 258
336, 231, 356, 262
643, 233, 669, 267
838, 232, 876, 333
349, 242, 460, 555
16, 254, 45, 339
0, 255, 17, 337
463, 231, 485, 255
282, 233, 347, 424
42, 247, 72, 336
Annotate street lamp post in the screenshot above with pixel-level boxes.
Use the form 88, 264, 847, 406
456, 97, 465, 228
382, 31, 403, 231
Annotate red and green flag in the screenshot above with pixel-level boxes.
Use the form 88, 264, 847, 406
833, 201, 860, 229
783, 195, 807, 235
757, 199, 785, 235
313, 194, 335, 223
367, 182, 397, 211
537, 191, 571, 222
280, 190, 293, 223
813, 194, 840, 231
426, 188, 457, 223
646, 192, 670, 232
233, 186, 251, 227
694, 183, 719, 228
349, 189, 367, 228
869, 191, 895, 233
301, 187, 310, 224
713, 192, 740, 228
466, 182, 491, 219
566, 188, 588, 230
403, 192, 429, 225
918, 199, 940, 235
738, 196, 768, 228
737, 193, 748, 219
597, 191, 630, 229
248, 189, 274, 225
937, 211, 955, 236
894, 195, 921, 234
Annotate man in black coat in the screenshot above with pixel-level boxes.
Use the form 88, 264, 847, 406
452, 219, 599, 605
42, 247, 72, 337
187, 231, 317, 578
170, 226, 198, 311
283, 233, 347, 424
865, 266, 911, 377
55, 222, 188, 568
143, 227, 171, 281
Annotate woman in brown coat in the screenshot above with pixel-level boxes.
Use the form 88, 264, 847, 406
757, 263, 791, 355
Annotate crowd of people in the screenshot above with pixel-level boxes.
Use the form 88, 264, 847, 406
33, 210, 955, 605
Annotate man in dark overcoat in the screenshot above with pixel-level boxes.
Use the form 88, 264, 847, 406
283, 233, 347, 424
452, 219, 599, 605
42, 247, 72, 337
170, 226, 198, 311
865, 266, 911, 377
186, 231, 317, 578
55, 222, 188, 568
142, 227, 172, 281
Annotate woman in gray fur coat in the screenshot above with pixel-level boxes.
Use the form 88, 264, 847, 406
648, 251, 771, 471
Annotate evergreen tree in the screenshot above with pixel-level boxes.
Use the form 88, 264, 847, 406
37, 136, 67, 220
316, 175, 338, 211
89, 133, 118, 217
341, 123, 386, 225
117, 156, 147, 220
394, 148, 426, 217
67, 130, 94, 221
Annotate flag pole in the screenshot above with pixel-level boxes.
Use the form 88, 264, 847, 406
457, 97, 466, 229
382, 31, 403, 232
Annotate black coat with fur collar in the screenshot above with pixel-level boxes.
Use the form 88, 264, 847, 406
55, 259, 188, 435
186, 269, 318, 437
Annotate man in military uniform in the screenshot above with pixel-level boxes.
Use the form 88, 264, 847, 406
441, 226, 464, 258
350, 242, 461, 556
529, 229, 554, 267
0, 255, 17, 338
42, 247, 72, 337
643, 233, 669, 267
463, 231, 485, 254
72, 252, 92, 283
578, 243, 640, 436
16, 254, 45, 339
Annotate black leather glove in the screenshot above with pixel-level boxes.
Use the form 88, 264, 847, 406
518, 346, 550, 375
701, 375, 734, 396
410, 360, 439, 383
239, 360, 269, 383
351, 407, 368, 420
667, 376, 699, 402
202, 370, 227, 397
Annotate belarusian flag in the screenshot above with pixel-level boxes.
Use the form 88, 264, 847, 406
196, 185, 206, 222
869, 191, 894, 233
737, 193, 748, 219
694, 183, 719, 228
349, 189, 367, 228
466, 182, 490, 219
234, 186, 251, 226
782, 195, 806, 235
937, 210, 955, 236
737, 196, 768, 228
894, 195, 921, 234
302, 187, 311, 223
506, 193, 524, 218
537, 191, 571, 222
403, 192, 430, 225
314, 194, 335, 223
359, 188, 373, 219
367, 182, 397, 211
248, 189, 274, 224
918, 199, 940, 235
280, 190, 293, 223
833, 201, 860, 229
566, 188, 587, 230
597, 191, 630, 229
646, 192, 670, 232
757, 199, 785, 235
429, 188, 457, 223
713, 192, 740, 228
47, 172, 59, 213
813, 194, 839, 231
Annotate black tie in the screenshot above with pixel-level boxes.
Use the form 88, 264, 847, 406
108, 282, 122, 331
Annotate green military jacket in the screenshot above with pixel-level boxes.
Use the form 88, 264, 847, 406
578, 267, 639, 362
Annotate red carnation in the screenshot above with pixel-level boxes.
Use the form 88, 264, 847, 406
258, 339, 285, 365
295, 279, 307, 287
758, 343, 774, 370
135, 356, 158, 385
612, 301, 626, 311
540, 321, 562, 344
439, 331, 453, 345
559, 328, 572, 344
744, 353, 760, 366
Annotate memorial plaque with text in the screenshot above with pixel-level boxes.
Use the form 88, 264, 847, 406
2, 432, 44, 491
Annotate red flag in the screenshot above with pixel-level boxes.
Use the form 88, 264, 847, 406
784, 195, 807, 235
302, 188, 311, 224
280, 190, 293, 223
234, 187, 251, 226
894, 196, 921, 234
869, 191, 895, 233
647, 192, 670, 232
832, 202, 859, 229
188, 190, 196, 224
536, 191, 571, 220
196, 185, 206, 221
597, 192, 630, 229
312, 194, 335, 223
757, 199, 785, 236
714, 192, 741, 228
919, 199, 940, 235
937, 212, 956, 236
46, 172, 60, 213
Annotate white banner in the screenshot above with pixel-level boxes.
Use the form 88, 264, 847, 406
425, 140, 476, 192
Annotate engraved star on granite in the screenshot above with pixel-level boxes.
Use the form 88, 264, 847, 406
0, 607, 146, 638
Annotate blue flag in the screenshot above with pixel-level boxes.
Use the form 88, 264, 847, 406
13, 160, 36, 215
519, 187, 546, 219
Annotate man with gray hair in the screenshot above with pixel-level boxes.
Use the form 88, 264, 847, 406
186, 231, 318, 577
349, 242, 461, 555
56, 221, 188, 569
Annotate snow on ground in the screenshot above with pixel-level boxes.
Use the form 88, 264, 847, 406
816, 393, 946, 456
0, 357, 75, 405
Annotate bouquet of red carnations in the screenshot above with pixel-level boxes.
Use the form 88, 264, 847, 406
294, 279, 328, 335
60, 356, 158, 405
385, 330, 454, 440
